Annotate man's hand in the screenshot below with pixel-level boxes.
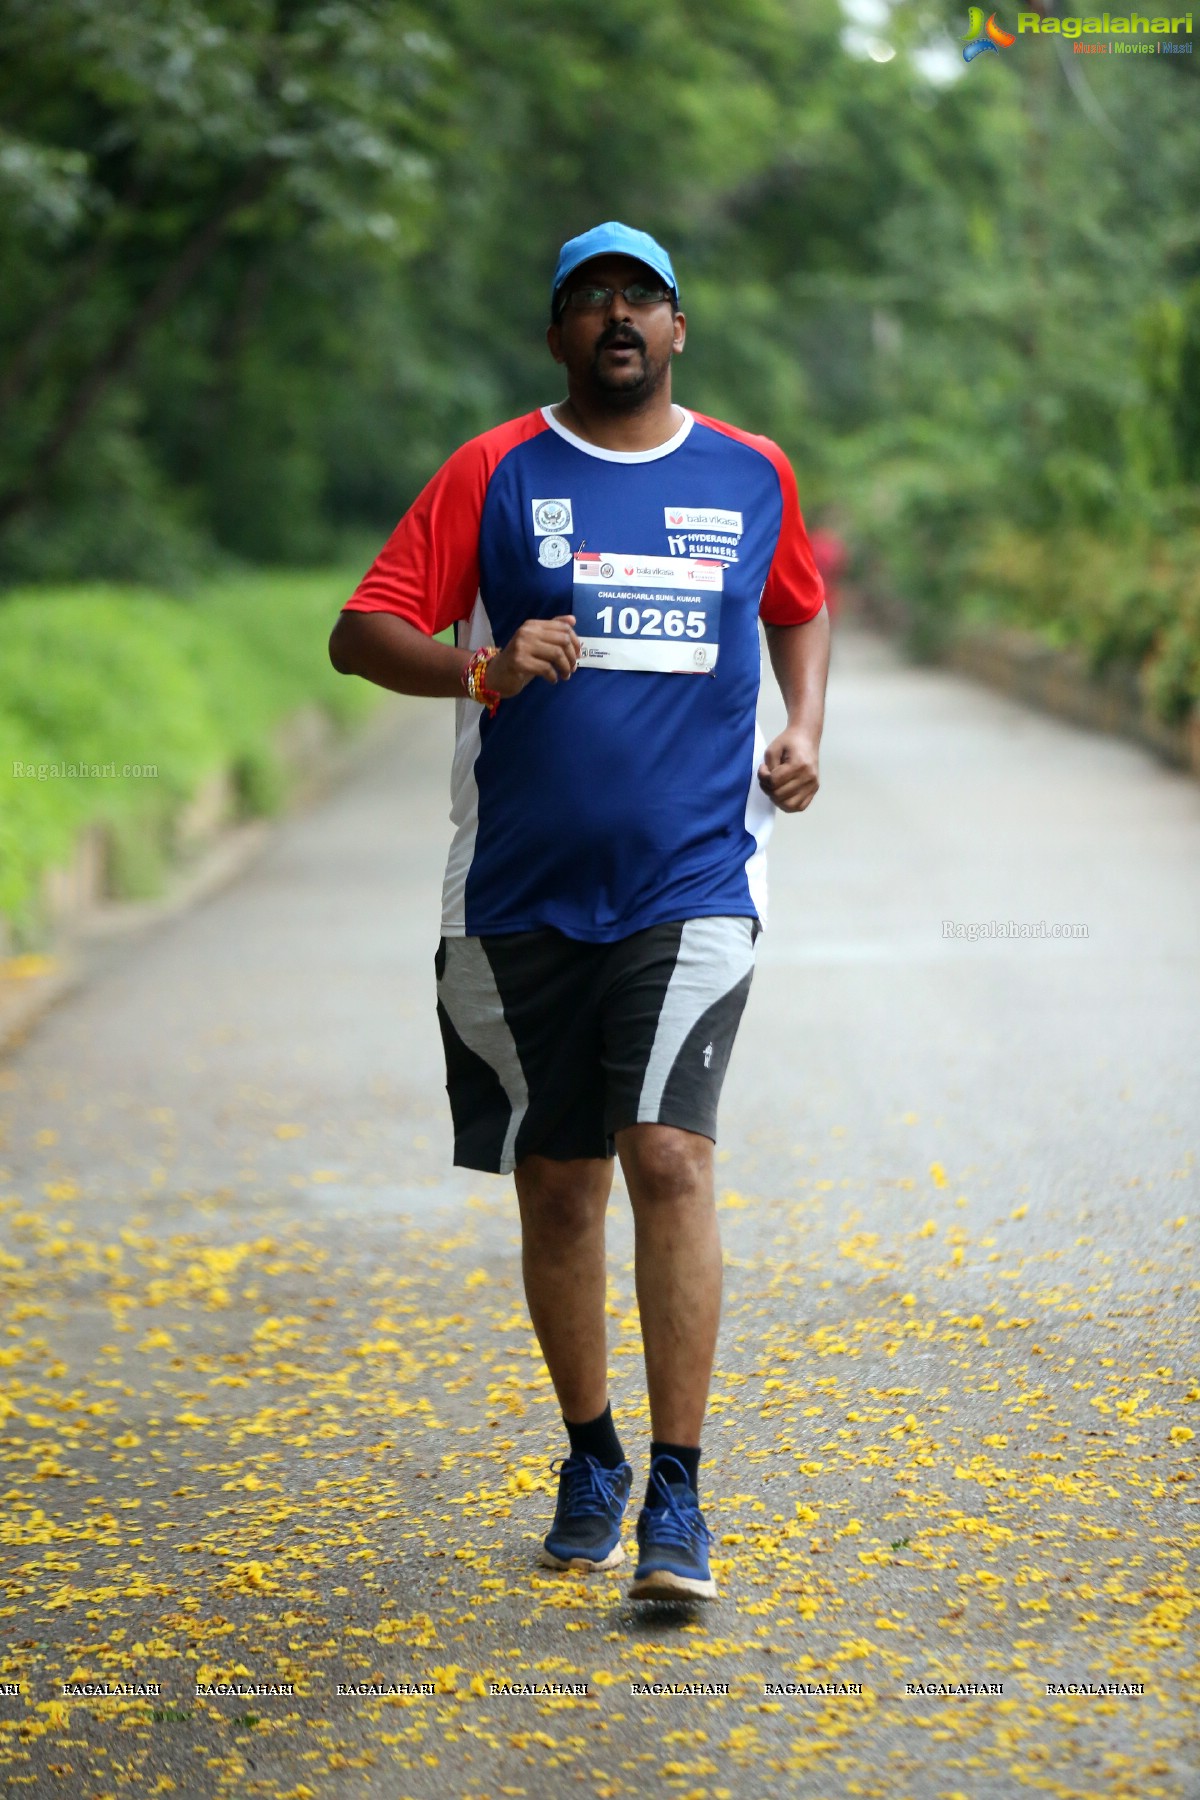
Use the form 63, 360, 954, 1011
490, 615, 580, 697
758, 726, 820, 812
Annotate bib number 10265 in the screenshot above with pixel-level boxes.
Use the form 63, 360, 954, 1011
595, 605, 707, 640
572, 552, 722, 674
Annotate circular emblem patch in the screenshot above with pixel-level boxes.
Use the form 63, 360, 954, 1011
538, 534, 572, 569
534, 500, 570, 534
600, 561, 615, 578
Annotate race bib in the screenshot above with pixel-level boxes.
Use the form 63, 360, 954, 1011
572, 553, 722, 674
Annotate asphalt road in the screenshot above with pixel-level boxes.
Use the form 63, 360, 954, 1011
1, 623, 1197, 1800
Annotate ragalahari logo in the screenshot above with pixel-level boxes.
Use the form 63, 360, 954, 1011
962, 7, 1018, 58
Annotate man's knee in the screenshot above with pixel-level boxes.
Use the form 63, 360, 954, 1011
515, 1155, 612, 1233
618, 1124, 713, 1205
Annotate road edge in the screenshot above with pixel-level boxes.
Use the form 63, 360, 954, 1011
845, 595, 1200, 781
0, 699, 407, 1057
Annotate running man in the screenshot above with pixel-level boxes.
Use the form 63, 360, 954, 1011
329, 220, 829, 1600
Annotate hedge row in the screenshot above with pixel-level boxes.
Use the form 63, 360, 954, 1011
956, 524, 1200, 728
846, 483, 1200, 729
0, 571, 381, 946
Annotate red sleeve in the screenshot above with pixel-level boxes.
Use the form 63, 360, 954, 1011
340, 411, 547, 635
692, 415, 826, 626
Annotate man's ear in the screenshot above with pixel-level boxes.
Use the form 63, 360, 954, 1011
547, 321, 565, 365
671, 311, 687, 355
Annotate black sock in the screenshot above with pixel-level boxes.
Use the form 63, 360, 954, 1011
564, 1401, 625, 1470
646, 1440, 701, 1503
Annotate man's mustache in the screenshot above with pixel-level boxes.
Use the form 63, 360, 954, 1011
595, 325, 647, 355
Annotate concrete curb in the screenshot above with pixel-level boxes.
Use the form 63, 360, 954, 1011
0, 698, 405, 1057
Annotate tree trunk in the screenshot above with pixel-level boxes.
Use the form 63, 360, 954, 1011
0, 181, 147, 419
0, 160, 273, 531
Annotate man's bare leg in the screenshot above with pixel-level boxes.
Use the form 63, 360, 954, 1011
516, 1153, 629, 1572
616, 1123, 721, 1446
514, 1153, 614, 1422
616, 1122, 720, 1599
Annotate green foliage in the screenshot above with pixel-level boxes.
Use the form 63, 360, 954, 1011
929, 518, 1200, 725
1144, 584, 1200, 725
0, 0, 457, 574
0, 569, 380, 944
1174, 282, 1200, 486
816, 7, 1200, 712
3, 593, 226, 798
0, 710, 90, 932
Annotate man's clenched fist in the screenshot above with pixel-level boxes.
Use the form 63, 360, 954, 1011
490, 615, 581, 696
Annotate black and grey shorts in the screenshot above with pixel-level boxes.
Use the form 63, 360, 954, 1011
434, 916, 759, 1174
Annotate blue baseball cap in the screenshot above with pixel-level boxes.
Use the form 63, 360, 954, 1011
551, 221, 679, 314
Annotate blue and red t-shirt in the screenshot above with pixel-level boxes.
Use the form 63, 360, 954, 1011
341, 405, 824, 941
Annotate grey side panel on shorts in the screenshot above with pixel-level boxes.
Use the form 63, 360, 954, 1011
436, 937, 529, 1173
657, 968, 755, 1137
635, 917, 757, 1125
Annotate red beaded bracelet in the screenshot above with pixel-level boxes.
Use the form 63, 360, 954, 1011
461, 645, 502, 716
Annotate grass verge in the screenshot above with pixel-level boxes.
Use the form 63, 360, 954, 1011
0, 569, 381, 946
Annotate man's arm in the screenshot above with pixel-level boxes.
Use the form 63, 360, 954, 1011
757, 604, 830, 813
328, 610, 581, 700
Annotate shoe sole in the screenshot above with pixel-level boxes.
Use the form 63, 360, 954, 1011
538, 1541, 625, 1572
628, 1567, 718, 1601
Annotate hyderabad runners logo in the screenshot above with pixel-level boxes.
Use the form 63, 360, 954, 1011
962, 7, 1016, 59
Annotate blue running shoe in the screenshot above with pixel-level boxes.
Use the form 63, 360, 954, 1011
629, 1455, 718, 1601
539, 1455, 632, 1571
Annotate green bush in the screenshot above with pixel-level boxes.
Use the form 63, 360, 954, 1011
847, 461, 1200, 733
1142, 553, 1200, 727
835, 424, 1010, 660
0, 710, 91, 941
0, 569, 381, 946
951, 522, 1200, 726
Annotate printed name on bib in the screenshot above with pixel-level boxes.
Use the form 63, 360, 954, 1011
573, 553, 722, 674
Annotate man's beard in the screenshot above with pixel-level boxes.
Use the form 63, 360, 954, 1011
586, 324, 669, 409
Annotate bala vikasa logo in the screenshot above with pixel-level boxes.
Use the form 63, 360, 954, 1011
962, 7, 1017, 58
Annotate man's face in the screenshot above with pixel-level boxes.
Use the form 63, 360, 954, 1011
547, 254, 686, 408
